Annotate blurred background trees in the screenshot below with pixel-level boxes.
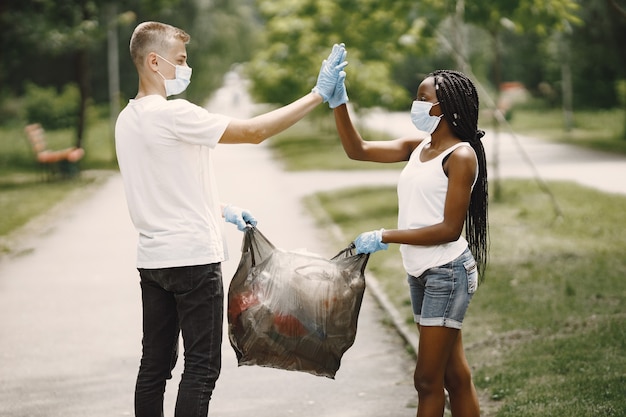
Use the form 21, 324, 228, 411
1, 0, 625, 147
0, 0, 261, 146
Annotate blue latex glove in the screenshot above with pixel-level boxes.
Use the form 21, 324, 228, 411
223, 205, 257, 231
312, 43, 348, 103
328, 70, 348, 109
354, 229, 389, 254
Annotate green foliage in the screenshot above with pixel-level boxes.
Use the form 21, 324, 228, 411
163, 0, 262, 104
454, 0, 581, 35
0, 125, 36, 174
247, 0, 421, 108
23, 83, 80, 129
617, 80, 626, 108
513, 0, 581, 35
0, 94, 25, 126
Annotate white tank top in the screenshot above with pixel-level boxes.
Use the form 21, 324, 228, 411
397, 138, 477, 277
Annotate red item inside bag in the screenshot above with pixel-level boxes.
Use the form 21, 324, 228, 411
227, 227, 368, 378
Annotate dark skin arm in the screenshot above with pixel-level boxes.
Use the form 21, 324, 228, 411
333, 104, 422, 163
382, 146, 476, 246
333, 99, 477, 247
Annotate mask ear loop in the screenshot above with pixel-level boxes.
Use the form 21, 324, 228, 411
155, 54, 176, 68
152, 53, 170, 83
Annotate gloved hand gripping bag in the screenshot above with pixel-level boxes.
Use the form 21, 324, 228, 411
227, 227, 369, 378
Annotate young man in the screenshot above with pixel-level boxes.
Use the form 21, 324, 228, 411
115, 21, 346, 417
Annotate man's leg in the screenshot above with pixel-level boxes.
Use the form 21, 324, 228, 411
135, 271, 180, 417
173, 263, 224, 417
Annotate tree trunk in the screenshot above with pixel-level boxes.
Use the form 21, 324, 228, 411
452, 0, 469, 73
559, 33, 574, 132
491, 29, 503, 201
75, 49, 90, 150
107, 3, 121, 161
74, 2, 94, 150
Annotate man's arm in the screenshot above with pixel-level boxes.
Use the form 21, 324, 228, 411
218, 43, 347, 145
218, 92, 322, 144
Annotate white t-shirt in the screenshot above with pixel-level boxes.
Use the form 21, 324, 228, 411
397, 139, 477, 277
115, 95, 231, 269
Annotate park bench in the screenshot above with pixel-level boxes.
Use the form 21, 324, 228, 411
24, 123, 85, 180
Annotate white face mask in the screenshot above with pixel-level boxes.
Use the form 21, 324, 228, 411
410, 100, 443, 134
156, 54, 192, 96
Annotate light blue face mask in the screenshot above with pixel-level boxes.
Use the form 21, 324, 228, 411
410, 100, 443, 134
156, 54, 192, 96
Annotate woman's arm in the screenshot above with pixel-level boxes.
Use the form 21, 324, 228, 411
333, 104, 424, 163
381, 146, 477, 246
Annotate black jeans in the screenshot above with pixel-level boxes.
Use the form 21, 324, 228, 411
135, 263, 223, 417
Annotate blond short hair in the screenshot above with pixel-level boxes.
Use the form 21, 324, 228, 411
129, 21, 190, 68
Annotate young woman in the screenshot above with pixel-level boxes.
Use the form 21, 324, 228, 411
331, 69, 488, 417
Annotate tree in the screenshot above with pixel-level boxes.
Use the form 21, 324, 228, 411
171, 0, 262, 105
605, 0, 626, 139
0, 0, 179, 148
416, 0, 580, 198
1, 0, 259, 150
247, 0, 435, 110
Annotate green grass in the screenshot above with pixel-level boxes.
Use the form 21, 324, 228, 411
0, 117, 118, 249
504, 107, 626, 155
269, 118, 405, 171
0, 176, 95, 237
310, 180, 626, 417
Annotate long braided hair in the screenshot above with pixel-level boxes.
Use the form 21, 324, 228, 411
431, 70, 489, 278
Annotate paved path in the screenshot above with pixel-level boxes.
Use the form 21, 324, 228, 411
360, 108, 626, 195
0, 144, 418, 417
1, 75, 625, 417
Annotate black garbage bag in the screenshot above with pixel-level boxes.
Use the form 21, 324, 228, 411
227, 226, 369, 378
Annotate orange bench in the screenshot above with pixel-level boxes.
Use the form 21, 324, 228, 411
24, 123, 85, 179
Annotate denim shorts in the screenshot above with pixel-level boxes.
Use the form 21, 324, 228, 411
407, 248, 478, 329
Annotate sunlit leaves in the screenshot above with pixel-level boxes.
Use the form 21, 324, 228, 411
248, 0, 425, 108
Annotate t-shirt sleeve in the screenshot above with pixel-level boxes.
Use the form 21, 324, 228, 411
171, 99, 231, 148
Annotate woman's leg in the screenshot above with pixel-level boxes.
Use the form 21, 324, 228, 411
414, 324, 459, 417
444, 331, 480, 417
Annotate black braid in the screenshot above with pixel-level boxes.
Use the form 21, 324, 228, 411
431, 70, 489, 279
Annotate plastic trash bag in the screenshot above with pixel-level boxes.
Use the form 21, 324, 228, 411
227, 226, 369, 378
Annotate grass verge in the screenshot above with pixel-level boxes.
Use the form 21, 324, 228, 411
0, 171, 114, 256
505, 107, 626, 155
308, 180, 626, 416
0, 118, 118, 253
268, 118, 405, 171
